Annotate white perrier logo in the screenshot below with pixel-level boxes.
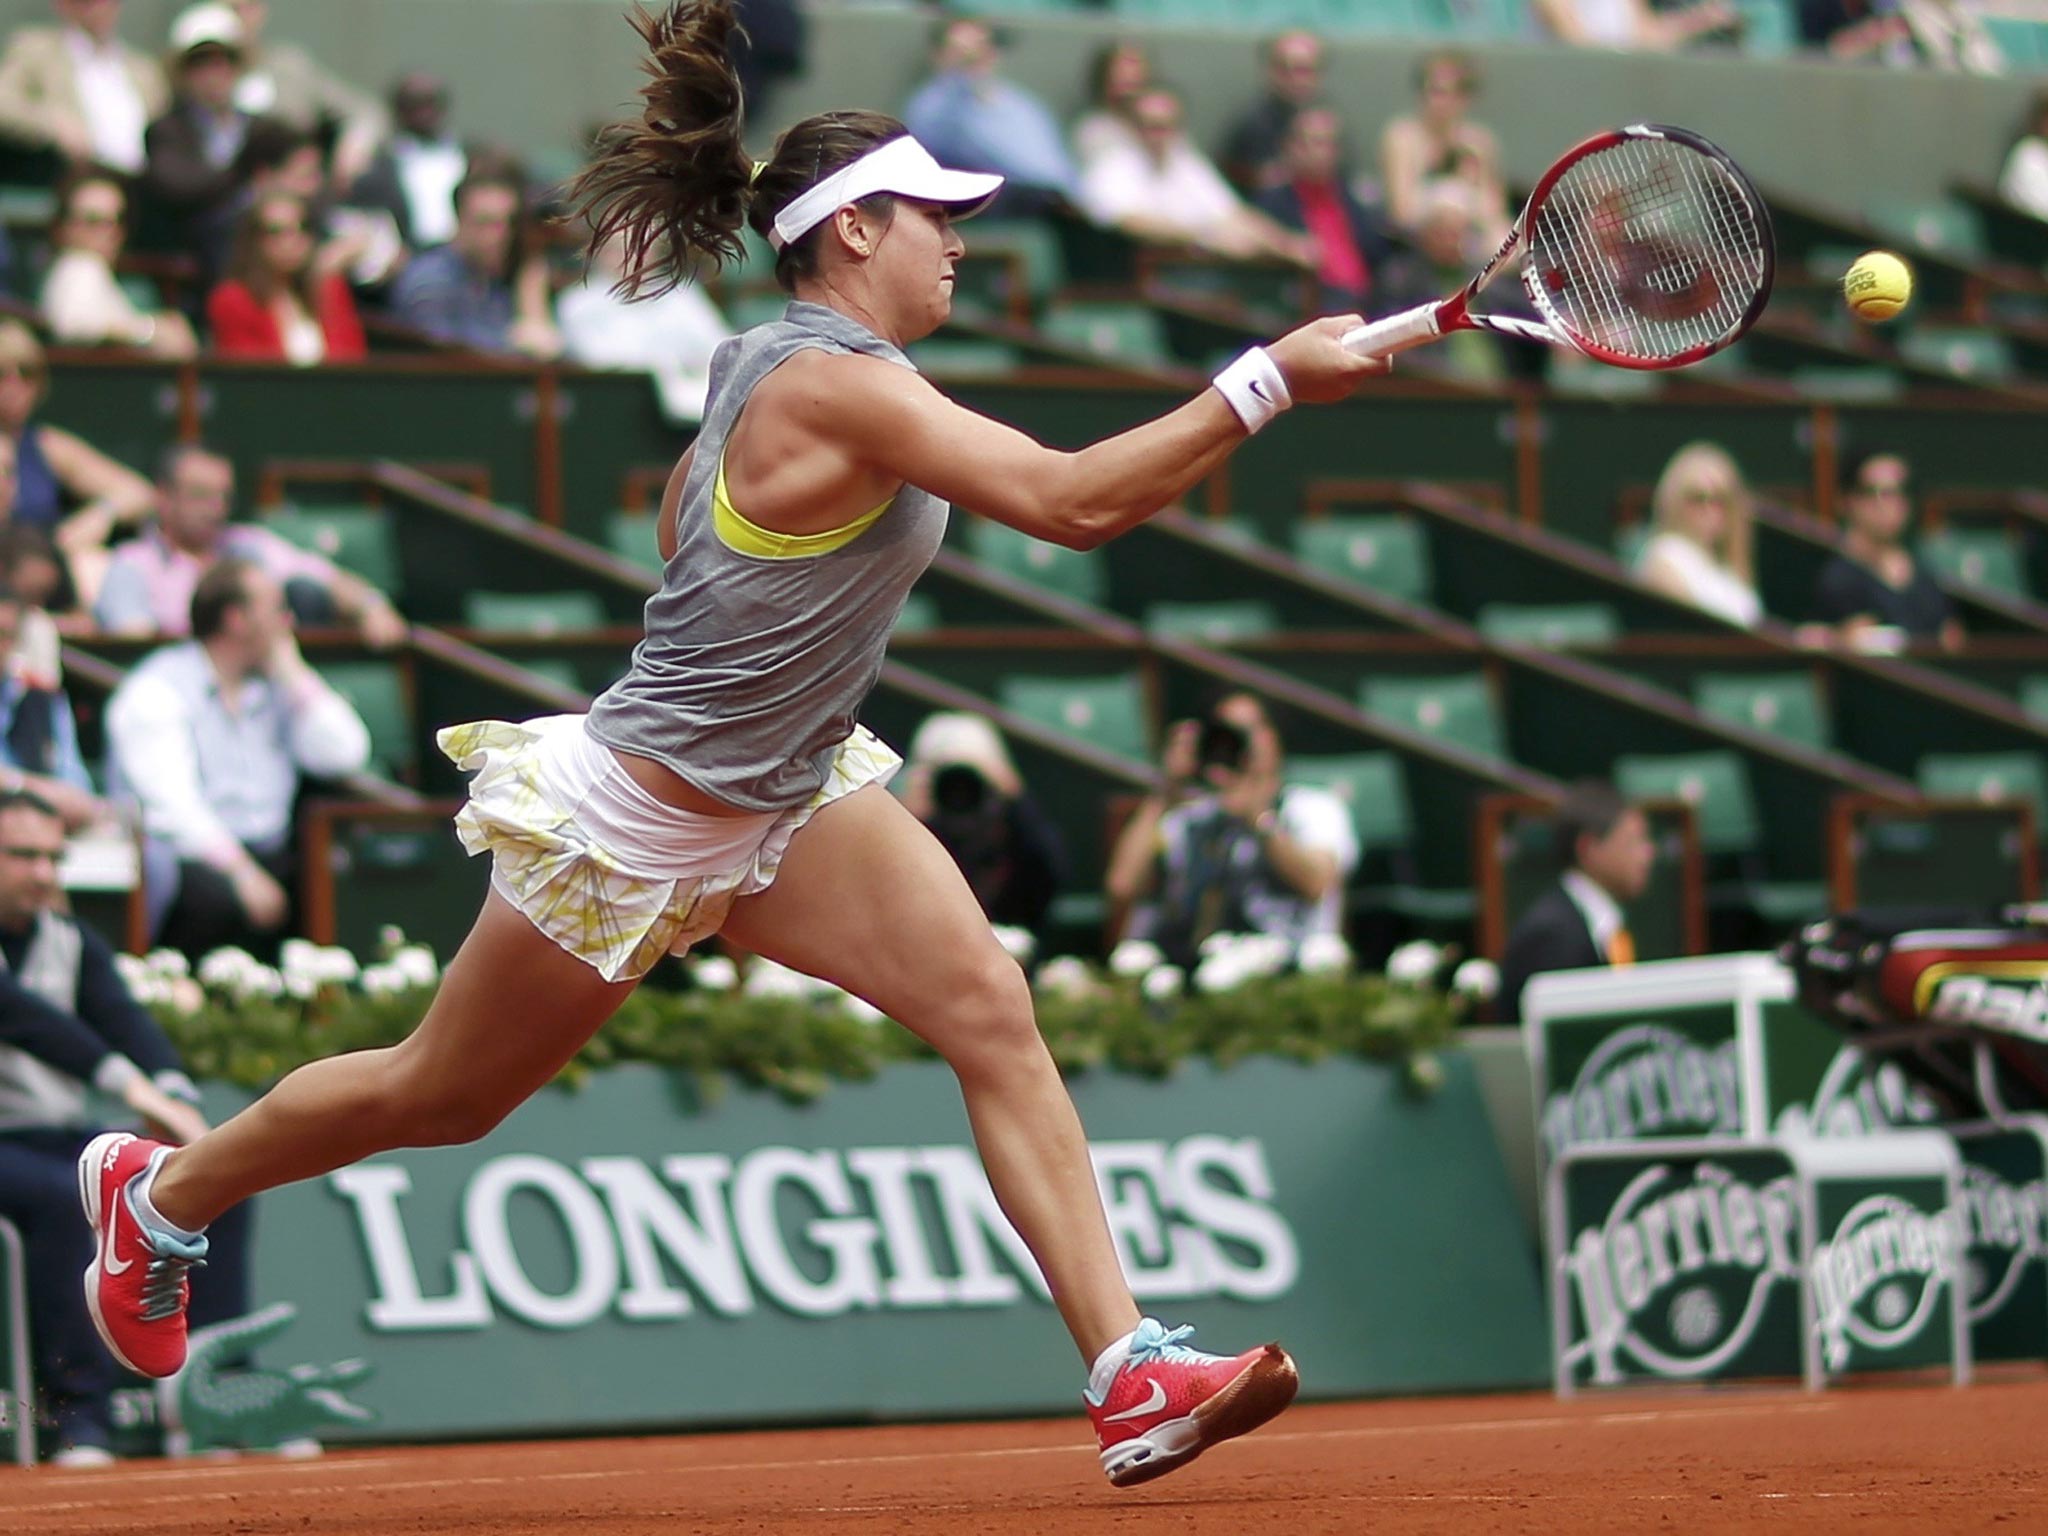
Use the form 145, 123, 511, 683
1956, 1162, 2048, 1326
1809, 1194, 1958, 1372
1564, 1160, 1800, 1385
1544, 1024, 1741, 1158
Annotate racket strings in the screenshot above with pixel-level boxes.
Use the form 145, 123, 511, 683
1529, 138, 1768, 362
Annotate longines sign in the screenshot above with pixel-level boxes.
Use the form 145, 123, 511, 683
333, 1137, 1302, 1333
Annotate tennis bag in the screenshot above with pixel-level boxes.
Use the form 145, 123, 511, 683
1781, 905, 2048, 1117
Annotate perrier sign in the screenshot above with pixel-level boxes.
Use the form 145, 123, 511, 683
1538, 1005, 1746, 1161
1557, 1146, 1803, 1388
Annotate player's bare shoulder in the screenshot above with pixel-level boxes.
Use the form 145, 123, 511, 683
759, 347, 939, 437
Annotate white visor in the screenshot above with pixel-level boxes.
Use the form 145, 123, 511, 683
768, 136, 1004, 251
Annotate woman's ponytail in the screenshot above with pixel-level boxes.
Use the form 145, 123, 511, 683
567, 0, 753, 298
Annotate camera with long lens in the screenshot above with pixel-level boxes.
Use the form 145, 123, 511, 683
932, 762, 991, 815
1196, 718, 1251, 774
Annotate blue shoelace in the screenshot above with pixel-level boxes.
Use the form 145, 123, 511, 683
1125, 1319, 1208, 1370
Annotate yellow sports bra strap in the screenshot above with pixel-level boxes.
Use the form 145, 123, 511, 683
712, 454, 893, 559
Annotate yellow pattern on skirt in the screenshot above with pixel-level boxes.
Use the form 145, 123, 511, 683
437, 717, 900, 982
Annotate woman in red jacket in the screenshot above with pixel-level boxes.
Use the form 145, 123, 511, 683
206, 193, 368, 365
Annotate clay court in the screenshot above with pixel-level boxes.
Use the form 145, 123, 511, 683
4, 1376, 2043, 1535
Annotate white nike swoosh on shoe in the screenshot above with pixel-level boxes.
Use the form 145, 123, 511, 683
103, 1191, 133, 1276
1104, 1380, 1168, 1423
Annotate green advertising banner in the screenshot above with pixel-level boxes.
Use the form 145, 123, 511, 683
1950, 1121, 2048, 1365
181, 1055, 1544, 1442
1806, 1167, 1961, 1378
1, 1218, 30, 1466
1553, 1144, 1805, 1391
1758, 1002, 1947, 1140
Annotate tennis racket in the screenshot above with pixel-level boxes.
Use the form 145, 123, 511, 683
1343, 123, 1773, 370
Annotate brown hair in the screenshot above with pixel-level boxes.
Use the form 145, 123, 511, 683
567, 0, 905, 298
223, 191, 318, 309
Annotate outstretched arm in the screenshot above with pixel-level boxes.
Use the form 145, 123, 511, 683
819, 315, 1384, 550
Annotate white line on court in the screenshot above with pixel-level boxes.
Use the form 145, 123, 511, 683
0, 1395, 1851, 1521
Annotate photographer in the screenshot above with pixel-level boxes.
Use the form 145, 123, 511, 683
902, 713, 1065, 937
1107, 691, 1357, 968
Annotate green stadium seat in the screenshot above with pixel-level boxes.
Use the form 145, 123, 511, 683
462, 590, 608, 635
117, 272, 164, 312
1359, 673, 1505, 759
1142, 599, 1280, 643
267, 505, 399, 592
1613, 524, 1652, 569
957, 219, 1065, 308
895, 592, 942, 633
1477, 602, 1620, 648
724, 292, 793, 331
1899, 327, 2016, 383
1691, 672, 1831, 751
906, 338, 1021, 377
1318, 0, 1427, 32
2019, 676, 2048, 724
1865, 198, 1986, 260
1917, 529, 2027, 597
604, 510, 665, 573
318, 661, 412, 779
1287, 751, 1412, 852
997, 672, 1150, 762
1918, 752, 2048, 816
1733, 0, 1795, 56
1614, 750, 1759, 853
515, 656, 586, 693
1983, 16, 2048, 68
1413, 0, 1530, 36
723, 228, 779, 291
965, 518, 1109, 606
1039, 302, 1172, 368
1292, 515, 1432, 603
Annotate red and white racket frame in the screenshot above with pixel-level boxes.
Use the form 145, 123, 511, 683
1341, 123, 1775, 371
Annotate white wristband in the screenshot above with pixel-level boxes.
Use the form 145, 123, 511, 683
1211, 346, 1293, 435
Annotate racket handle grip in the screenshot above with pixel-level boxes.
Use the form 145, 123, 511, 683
1341, 304, 1442, 358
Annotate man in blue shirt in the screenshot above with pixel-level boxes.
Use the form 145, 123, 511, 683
388, 164, 560, 357
902, 17, 1077, 218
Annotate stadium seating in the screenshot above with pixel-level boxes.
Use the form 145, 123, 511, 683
1292, 516, 1433, 604
1917, 751, 2048, 816
1359, 673, 1507, 761
1142, 599, 1282, 642
996, 672, 1153, 763
267, 506, 402, 593
966, 518, 1111, 605
1692, 673, 1832, 753
1476, 602, 1621, 648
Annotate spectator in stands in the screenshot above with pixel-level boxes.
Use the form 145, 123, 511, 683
559, 232, 732, 423
1079, 85, 1315, 267
1402, 177, 1510, 382
0, 318, 156, 606
1378, 50, 1508, 242
1254, 105, 1399, 311
0, 787, 216, 1465
225, 0, 386, 192
1106, 692, 1358, 969
0, 522, 75, 630
1071, 39, 1150, 166
143, 2, 261, 279
40, 169, 200, 357
348, 72, 465, 251
1807, 449, 1962, 651
0, 0, 168, 178
107, 557, 370, 957
902, 712, 1065, 940
1799, 0, 2003, 69
95, 444, 406, 646
387, 164, 562, 358
1635, 441, 1763, 627
0, 585, 103, 829
1498, 780, 1653, 1023
902, 17, 1079, 218
1219, 29, 1325, 195
239, 120, 405, 295
1533, 0, 1736, 50
1999, 87, 2048, 222
206, 190, 366, 364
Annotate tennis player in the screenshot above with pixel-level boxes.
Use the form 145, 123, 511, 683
80, 0, 1385, 1487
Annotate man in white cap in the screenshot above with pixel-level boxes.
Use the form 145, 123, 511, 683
142, 1, 257, 277
0, 0, 167, 177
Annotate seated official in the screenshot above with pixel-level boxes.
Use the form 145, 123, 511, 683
1499, 781, 1654, 1023
0, 788, 254, 1466
105, 558, 370, 960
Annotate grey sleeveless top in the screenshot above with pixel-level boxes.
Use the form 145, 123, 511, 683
585, 302, 949, 811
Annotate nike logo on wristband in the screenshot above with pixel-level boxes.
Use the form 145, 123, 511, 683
1248, 380, 1272, 404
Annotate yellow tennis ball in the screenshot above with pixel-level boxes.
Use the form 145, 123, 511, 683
1844, 251, 1912, 323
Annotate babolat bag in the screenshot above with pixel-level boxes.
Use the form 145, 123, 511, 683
1781, 905, 2048, 1116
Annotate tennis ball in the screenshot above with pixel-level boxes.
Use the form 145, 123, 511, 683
1843, 251, 1912, 323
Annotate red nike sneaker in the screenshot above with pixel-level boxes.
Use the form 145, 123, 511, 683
78, 1133, 207, 1379
1084, 1319, 1300, 1488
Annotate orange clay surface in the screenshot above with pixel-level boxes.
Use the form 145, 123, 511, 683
4, 1377, 2044, 1535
